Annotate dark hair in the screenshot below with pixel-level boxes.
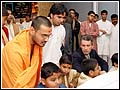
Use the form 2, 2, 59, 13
59, 54, 72, 65
101, 10, 108, 15
81, 58, 98, 75
95, 14, 99, 18
69, 8, 76, 12
80, 35, 94, 45
31, 16, 52, 31
75, 12, 79, 19
88, 11, 95, 15
50, 3, 67, 15
41, 62, 61, 79
2, 7, 9, 16
111, 14, 118, 19
111, 53, 118, 66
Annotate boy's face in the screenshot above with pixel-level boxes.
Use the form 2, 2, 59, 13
41, 72, 62, 88
60, 64, 72, 75
50, 13, 67, 26
89, 63, 100, 78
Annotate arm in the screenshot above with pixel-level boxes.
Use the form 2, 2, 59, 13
72, 52, 82, 73
89, 23, 99, 37
80, 22, 86, 36
94, 51, 109, 72
2, 46, 38, 88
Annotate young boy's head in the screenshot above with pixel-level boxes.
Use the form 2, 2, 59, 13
59, 54, 72, 75
111, 53, 118, 67
41, 62, 62, 88
81, 58, 100, 78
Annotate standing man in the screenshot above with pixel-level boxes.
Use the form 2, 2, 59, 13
72, 35, 108, 73
80, 11, 99, 51
96, 10, 112, 64
42, 3, 67, 65
72, 12, 80, 52
109, 14, 118, 59
2, 16, 52, 88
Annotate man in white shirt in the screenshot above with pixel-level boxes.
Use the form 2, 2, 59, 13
42, 3, 67, 65
97, 10, 112, 64
109, 14, 118, 59
20, 15, 32, 30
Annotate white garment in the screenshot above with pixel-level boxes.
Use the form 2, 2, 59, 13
42, 25, 66, 65
109, 66, 118, 72
20, 21, 32, 30
109, 24, 119, 58
77, 70, 119, 89
97, 20, 112, 55
6, 24, 14, 41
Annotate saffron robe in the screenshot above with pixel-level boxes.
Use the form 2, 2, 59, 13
2, 30, 42, 88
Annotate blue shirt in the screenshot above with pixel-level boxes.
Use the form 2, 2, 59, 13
36, 83, 67, 88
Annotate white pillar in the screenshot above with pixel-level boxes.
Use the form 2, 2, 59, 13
93, 2, 98, 14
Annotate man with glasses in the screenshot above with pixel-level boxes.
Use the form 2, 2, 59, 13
2, 16, 52, 88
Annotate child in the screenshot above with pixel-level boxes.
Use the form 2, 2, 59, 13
78, 58, 100, 85
59, 54, 80, 88
36, 62, 66, 88
109, 53, 118, 72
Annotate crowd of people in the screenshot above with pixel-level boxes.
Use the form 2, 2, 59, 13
2, 3, 118, 88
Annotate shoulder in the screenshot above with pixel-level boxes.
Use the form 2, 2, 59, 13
59, 84, 67, 88
36, 83, 45, 88
81, 21, 87, 24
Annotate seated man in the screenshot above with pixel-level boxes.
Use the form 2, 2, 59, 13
72, 35, 108, 73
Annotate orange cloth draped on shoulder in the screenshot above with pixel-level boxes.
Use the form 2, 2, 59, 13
2, 30, 42, 88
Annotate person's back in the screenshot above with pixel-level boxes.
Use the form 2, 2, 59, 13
36, 62, 66, 88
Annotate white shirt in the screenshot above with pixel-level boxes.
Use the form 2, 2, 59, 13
109, 24, 118, 58
97, 20, 112, 55
19, 21, 32, 30
77, 70, 119, 89
42, 25, 66, 65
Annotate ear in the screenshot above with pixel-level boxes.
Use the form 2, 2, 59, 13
89, 70, 94, 77
29, 26, 35, 34
50, 13, 53, 19
41, 78, 46, 85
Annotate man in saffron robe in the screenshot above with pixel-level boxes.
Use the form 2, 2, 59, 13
2, 16, 52, 88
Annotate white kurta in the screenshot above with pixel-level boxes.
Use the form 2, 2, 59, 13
42, 25, 66, 65
19, 21, 32, 30
109, 24, 119, 58
77, 70, 119, 89
96, 20, 112, 55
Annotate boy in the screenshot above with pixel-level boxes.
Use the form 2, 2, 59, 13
59, 54, 80, 88
109, 53, 118, 72
36, 62, 66, 88
78, 58, 100, 85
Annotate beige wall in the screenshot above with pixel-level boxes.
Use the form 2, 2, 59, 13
37, 2, 54, 17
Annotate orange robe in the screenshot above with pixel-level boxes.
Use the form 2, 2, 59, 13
2, 30, 42, 88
